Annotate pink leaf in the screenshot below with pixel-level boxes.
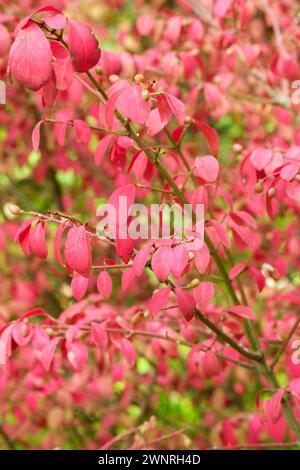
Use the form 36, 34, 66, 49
264, 390, 285, 424
91, 323, 108, 348
226, 305, 256, 321
117, 85, 151, 125
71, 273, 89, 300
67, 340, 88, 370
151, 245, 172, 282
9, 22, 52, 91
195, 155, 219, 182
214, 0, 233, 18
15, 218, 34, 256
280, 162, 299, 181
95, 135, 113, 165
53, 55, 74, 91
193, 282, 215, 311
29, 221, 48, 259
171, 244, 189, 278
148, 287, 171, 315
12, 321, 32, 346
157, 94, 173, 124
15, 6, 63, 34
175, 288, 195, 321
248, 267, 265, 292
32, 120, 43, 152
54, 223, 68, 266
120, 339, 136, 367
163, 93, 186, 124
202, 351, 220, 378
196, 120, 219, 156
229, 263, 247, 280
64, 225, 92, 274
194, 244, 210, 274
73, 119, 92, 144
42, 14, 67, 30
97, 271, 112, 299
121, 267, 136, 291
209, 219, 231, 248
68, 20, 101, 72
41, 337, 61, 371
132, 244, 151, 276
250, 148, 273, 171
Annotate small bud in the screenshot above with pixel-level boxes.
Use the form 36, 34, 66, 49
267, 187, 276, 199
184, 116, 194, 126
188, 252, 194, 262
254, 180, 264, 193
141, 89, 150, 101
134, 73, 145, 83
143, 309, 151, 319
95, 66, 103, 75
109, 74, 119, 83
232, 143, 242, 153
131, 311, 143, 325
186, 278, 200, 289
7, 203, 21, 215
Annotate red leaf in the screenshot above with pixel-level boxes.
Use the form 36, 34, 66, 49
97, 271, 112, 299
209, 219, 231, 248
9, 22, 52, 91
171, 244, 189, 278
91, 323, 108, 348
95, 135, 113, 165
12, 321, 32, 346
121, 267, 136, 291
264, 390, 285, 424
41, 337, 61, 371
54, 223, 68, 266
226, 305, 256, 321
194, 244, 210, 274
32, 120, 43, 152
68, 20, 101, 72
214, 0, 233, 18
67, 340, 88, 370
250, 148, 273, 171
53, 55, 74, 91
73, 119, 91, 144
15, 218, 34, 256
148, 287, 171, 315
175, 288, 195, 321
29, 221, 48, 259
132, 244, 151, 276
117, 85, 151, 125
202, 351, 220, 378
157, 94, 173, 124
15, 6, 63, 34
196, 120, 219, 156
193, 282, 215, 311
229, 263, 247, 280
280, 162, 299, 181
64, 225, 92, 274
248, 267, 265, 292
195, 155, 219, 182
151, 245, 172, 282
71, 273, 89, 300
120, 339, 136, 367
163, 93, 186, 124
42, 14, 67, 30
